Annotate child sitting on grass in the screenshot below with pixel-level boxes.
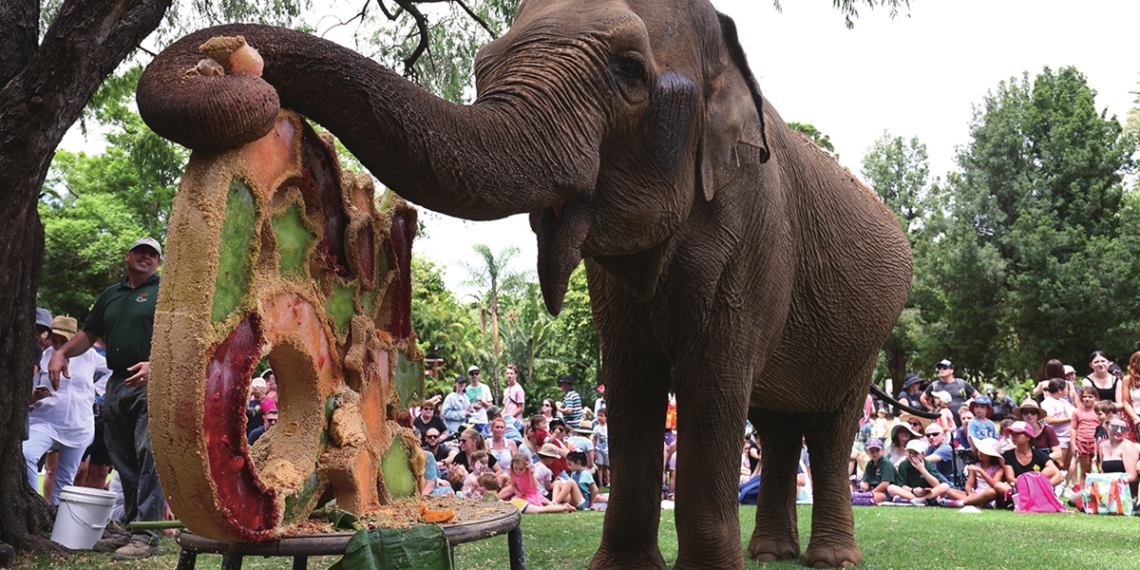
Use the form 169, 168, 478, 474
499, 452, 574, 513
855, 438, 894, 504
963, 438, 1009, 508
553, 451, 607, 511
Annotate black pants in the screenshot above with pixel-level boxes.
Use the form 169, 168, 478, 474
103, 378, 165, 545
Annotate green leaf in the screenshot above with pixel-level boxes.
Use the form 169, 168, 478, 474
333, 525, 453, 570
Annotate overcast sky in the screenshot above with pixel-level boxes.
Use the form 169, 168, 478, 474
62, 0, 1140, 297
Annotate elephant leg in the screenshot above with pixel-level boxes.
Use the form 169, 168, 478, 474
589, 349, 670, 570
800, 391, 865, 568
671, 367, 752, 570
747, 409, 802, 562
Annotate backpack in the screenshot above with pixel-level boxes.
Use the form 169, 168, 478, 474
1013, 472, 1067, 513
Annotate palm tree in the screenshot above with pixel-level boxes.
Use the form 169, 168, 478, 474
462, 244, 525, 402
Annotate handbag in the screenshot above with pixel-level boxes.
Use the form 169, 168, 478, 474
1076, 472, 1133, 516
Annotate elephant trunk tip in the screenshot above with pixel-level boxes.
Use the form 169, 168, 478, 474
138, 32, 279, 150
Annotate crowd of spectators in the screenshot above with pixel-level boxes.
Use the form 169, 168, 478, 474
25, 238, 172, 560
840, 354, 1140, 511
415, 365, 611, 513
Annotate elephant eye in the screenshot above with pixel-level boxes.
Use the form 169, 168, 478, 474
612, 51, 647, 85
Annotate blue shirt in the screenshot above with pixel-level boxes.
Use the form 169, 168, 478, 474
571, 469, 595, 503
925, 441, 956, 482
967, 418, 999, 442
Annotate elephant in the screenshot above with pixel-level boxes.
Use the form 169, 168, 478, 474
137, 0, 912, 567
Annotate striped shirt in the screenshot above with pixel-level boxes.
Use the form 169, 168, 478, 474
562, 390, 582, 428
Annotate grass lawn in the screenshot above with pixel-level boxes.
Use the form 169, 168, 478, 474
18, 505, 1135, 569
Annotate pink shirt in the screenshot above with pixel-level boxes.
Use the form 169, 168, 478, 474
502, 383, 525, 419
1072, 406, 1099, 444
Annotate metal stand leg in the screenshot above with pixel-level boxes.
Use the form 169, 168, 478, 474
221, 553, 244, 570
175, 551, 198, 570
507, 525, 526, 570
292, 556, 308, 570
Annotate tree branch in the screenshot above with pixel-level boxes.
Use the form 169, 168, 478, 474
391, 0, 430, 75
321, 0, 371, 39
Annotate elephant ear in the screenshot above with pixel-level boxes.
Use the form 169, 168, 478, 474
701, 12, 771, 202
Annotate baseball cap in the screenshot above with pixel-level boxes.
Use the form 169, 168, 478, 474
251, 377, 268, 389
129, 237, 163, 258
558, 375, 574, 385
1063, 365, 1076, 375
865, 438, 884, 450
937, 359, 953, 369
467, 365, 480, 374
905, 439, 927, 453
1004, 421, 1034, 436
455, 375, 468, 384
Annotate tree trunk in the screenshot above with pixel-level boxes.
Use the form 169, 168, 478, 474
886, 351, 907, 396
0, 0, 172, 553
491, 291, 500, 403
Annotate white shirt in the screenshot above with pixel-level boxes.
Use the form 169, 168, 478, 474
1041, 395, 1074, 440
466, 383, 492, 424
29, 347, 109, 448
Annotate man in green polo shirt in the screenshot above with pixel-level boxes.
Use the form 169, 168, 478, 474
49, 237, 164, 560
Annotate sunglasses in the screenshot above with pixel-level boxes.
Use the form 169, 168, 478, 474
1110, 425, 1129, 433
925, 434, 940, 439
937, 365, 952, 370
470, 372, 480, 376
909, 422, 923, 428
426, 435, 439, 439
1021, 410, 1038, 415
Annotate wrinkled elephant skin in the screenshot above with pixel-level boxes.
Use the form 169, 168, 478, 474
138, 0, 912, 566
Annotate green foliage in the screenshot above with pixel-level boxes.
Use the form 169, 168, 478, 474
411, 258, 482, 398
876, 66, 1138, 387
861, 132, 929, 236
786, 121, 835, 153
461, 244, 526, 401
39, 68, 186, 321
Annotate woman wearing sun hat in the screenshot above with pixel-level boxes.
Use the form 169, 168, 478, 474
1013, 399, 1061, 462
887, 415, 929, 466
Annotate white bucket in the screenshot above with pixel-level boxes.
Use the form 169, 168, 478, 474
51, 486, 117, 550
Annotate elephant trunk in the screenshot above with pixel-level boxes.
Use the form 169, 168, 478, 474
137, 24, 599, 222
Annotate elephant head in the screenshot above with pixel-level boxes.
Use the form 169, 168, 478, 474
137, 0, 769, 315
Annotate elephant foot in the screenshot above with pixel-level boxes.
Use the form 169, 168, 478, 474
747, 534, 800, 562
589, 546, 667, 570
802, 543, 862, 568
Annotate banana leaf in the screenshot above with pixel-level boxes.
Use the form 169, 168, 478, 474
330, 525, 452, 570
